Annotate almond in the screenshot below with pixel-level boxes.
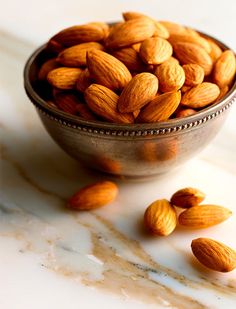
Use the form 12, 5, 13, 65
137, 91, 181, 123
154, 62, 185, 92
84, 84, 134, 123
118, 73, 158, 113
132, 43, 141, 52
215, 85, 229, 102
87, 50, 132, 90
173, 42, 213, 75
139, 37, 173, 65
182, 64, 204, 87
57, 42, 104, 67
171, 187, 205, 208
68, 180, 118, 210
176, 108, 197, 118
47, 67, 82, 89
54, 92, 80, 114
181, 85, 191, 93
76, 104, 97, 120
49, 23, 107, 47
144, 199, 177, 236
106, 18, 156, 49
168, 34, 211, 53
38, 58, 59, 80
112, 47, 146, 72
212, 50, 236, 88
76, 68, 93, 92
178, 205, 232, 228
159, 21, 187, 35
207, 38, 222, 62
181, 82, 220, 108
191, 238, 236, 272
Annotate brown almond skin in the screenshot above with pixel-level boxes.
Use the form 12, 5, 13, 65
139, 37, 173, 65
112, 47, 146, 72
84, 84, 134, 123
144, 199, 177, 236
207, 38, 222, 62
168, 34, 211, 53
118, 73, 158, 113
38, 58, 59, 80
137, 91, 181, 123
155, 62, 185, 92
53, 92, 81, 115
182, 64, 204, 87
176, 108, 197, 118
178, 205, 232, 228
173, 42, 213, 75
171, 187, 205, 208
106, 18, 156, 49
76, 104, 97, 121
87, 50, 132, 91
50, 23, 107, 47
181, 82, 220, 108
212, 50, 236, 88
191, 238, 236, 272
159, 21, 186, 35
215, 86, 229, 103
47, 67, 82, 89
68, 181, 118, 210
57, 42, 104, 67
76, 69, 93, 92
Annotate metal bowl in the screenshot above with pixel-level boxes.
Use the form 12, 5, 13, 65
24, 35, 236, 178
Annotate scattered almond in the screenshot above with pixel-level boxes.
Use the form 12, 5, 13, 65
47, 67, 82, 89
213, 50, 236, 88
53, 92, 80, 114
68, 180, 118, 210
144, 199, 177, 236
38, 58, 59, 80
112, 47, 146, 72
191, 238, 236, 272
76, 68, 93, 92
182, 64, 204, 87
76, 103, 97, 120
171, 187, 205, 208
178, 205, 232, 228
176, 108, 197, 118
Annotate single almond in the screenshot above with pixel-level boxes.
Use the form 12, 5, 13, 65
57, 42, 104, 67
112, 47, 146, 72
47, 67, 82, 89
68, 180, 118, 210
118, 72, 158, 113
84, 84, 134, 123
178, 205, 232, 228
49, 23, 107, 47
176, 108, 197, 118
106, 18, 156, 49
38, 58, 59, 81
181, 82, 220, 108
171, 187, 205, 208
154, 62, 185, 92
182, 64, 204, 87
207, 38, 222, 62
215, 85, 229, 102
168, 34, 211, 53
159, 21, 187, 35
191, 238, 236, 272
144, 199, 177, 236
76, 104, 97, 120
137, 91, 181, 123
139, 37, 173, 65
173, 42, 213, 75
76, 69, 93, 92
87, 50, 132, 90
53, 92, 80, 114
212, 50, 236, 88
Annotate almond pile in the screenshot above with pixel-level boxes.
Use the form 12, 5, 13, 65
68, 181, 235, 273
38, 12, 236, 123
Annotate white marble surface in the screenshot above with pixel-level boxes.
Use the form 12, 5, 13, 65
0, 1, 236, 308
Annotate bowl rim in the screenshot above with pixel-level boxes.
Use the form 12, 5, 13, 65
24, 33, 236, 137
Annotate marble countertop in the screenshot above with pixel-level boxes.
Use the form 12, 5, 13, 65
0, 1, 236, 308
